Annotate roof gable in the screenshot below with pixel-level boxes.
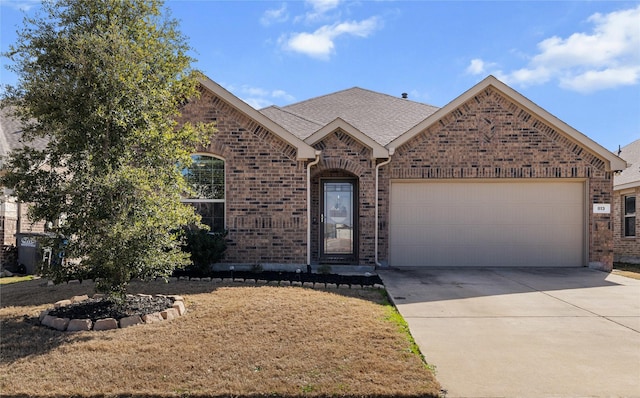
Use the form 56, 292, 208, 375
614, 138, 640, 190
388, 76, 627, 172
197, 76, 316, 160
304, 118, 389, 159
0, 106, 49, 168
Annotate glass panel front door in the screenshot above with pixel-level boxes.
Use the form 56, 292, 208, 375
321, 180, 356, 262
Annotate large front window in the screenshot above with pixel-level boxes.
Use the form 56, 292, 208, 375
183, 155, 225, 232
624, 195, 636, 237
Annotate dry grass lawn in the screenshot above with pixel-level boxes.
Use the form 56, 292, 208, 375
1, 278, 441, 397
612, 263, 640, 280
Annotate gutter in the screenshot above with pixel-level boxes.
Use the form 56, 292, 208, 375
375, 148, 394, 267
306, 151, 321, 271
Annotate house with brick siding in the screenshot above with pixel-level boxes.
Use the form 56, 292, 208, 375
1, 75, 628, 272
613, 139, 640, 264
179, 75, 626, 271
1, 107, 48, 270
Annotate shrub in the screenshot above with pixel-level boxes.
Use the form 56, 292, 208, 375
182, 227, 227, 275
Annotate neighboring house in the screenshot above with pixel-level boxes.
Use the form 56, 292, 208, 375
613, 139, 640, 264
178, 75, 626, 271
0, 106, 48, 269
1, 75, 627, 272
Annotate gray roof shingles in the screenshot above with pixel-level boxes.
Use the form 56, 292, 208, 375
260, 87, 439, 146
0, 107, 49, 166
614, 138, 640, 189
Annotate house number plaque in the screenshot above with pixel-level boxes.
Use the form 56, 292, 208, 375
592, 204, 611, 214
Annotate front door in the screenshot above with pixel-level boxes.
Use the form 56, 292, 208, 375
320, 179, 357, 263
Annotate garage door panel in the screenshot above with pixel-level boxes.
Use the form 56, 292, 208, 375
390, 181, 585, 267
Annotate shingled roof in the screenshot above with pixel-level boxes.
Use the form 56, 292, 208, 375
260, 87, 439, 146
0, 106, 48, 168
614, 138, 640, 190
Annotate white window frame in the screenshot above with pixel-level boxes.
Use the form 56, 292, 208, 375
182, 153, 225, 232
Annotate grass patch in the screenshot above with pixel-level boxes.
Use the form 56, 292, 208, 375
380, 291, 433, 372
0, 278, 441, 397
613, 262, 640, 280
0, 275, 34, 285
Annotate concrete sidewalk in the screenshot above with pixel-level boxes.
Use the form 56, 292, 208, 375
379, 267, 640, 398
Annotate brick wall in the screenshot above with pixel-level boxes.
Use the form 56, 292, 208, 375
378, 87, 614, 269
179, 89, 308, 265
613, 187, 640, 263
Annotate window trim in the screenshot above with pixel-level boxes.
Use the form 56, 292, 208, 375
182, 153, 226, 232
623, 195, 636, 238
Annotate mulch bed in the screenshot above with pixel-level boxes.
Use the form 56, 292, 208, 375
176, 270, 384, 288
47, 295, 174, 322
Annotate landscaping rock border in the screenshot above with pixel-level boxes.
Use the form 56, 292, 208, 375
38, 294, 186, 332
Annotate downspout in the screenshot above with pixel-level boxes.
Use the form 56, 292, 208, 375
307, 151, 322, 271
375, 148, 394, 267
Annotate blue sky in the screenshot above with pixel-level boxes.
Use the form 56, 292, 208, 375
1, 0, 639, 152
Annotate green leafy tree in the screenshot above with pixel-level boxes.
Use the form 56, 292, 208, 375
1, 0, 215, 296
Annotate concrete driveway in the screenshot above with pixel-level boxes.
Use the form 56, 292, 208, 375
378, 267, 640, 398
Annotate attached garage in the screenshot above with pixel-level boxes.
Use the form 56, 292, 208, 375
389, 180, 586, 267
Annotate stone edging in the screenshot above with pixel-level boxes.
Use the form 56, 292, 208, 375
38, 294, 186, 332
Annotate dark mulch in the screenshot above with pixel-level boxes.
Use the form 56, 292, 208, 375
47, 295, 174, 322
176, 270, 384, 288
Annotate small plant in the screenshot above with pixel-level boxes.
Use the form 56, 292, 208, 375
251, 263, 264, 273
182, 227, 227, 276
317, 264, 332, 274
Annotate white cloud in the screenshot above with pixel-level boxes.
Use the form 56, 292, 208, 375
243, 97, 273, 110
560, 67, 640, 93
261, 4, 289, 26
282, 17, 380, 60
272, 89, 296, 102
1, 0, 39, 11
468, 5, 640, 93
466, 59, 486, 75
308, 0, 341, 14
296, 0, 342, 23
232, 85, 296, 109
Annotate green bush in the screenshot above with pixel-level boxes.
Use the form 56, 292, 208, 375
182, 227, 227, 275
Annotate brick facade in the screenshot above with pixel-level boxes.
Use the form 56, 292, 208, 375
1, 77, 620, 272
378, 87, 614, 269
178, 89, 308, 265
613, 187, 640, 263
175, 80, 617, 270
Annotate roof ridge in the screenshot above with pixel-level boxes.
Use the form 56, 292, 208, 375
261, 105, 325, 127
349, 86, 440, 109
280, 86, 361, 109
281, 86, 439, 109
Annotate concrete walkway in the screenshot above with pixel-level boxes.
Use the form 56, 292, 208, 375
378, 267, 640, 398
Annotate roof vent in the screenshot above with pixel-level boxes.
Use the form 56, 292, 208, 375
401, 93, 408, 99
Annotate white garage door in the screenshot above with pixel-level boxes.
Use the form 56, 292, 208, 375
389, 181, 585, 267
